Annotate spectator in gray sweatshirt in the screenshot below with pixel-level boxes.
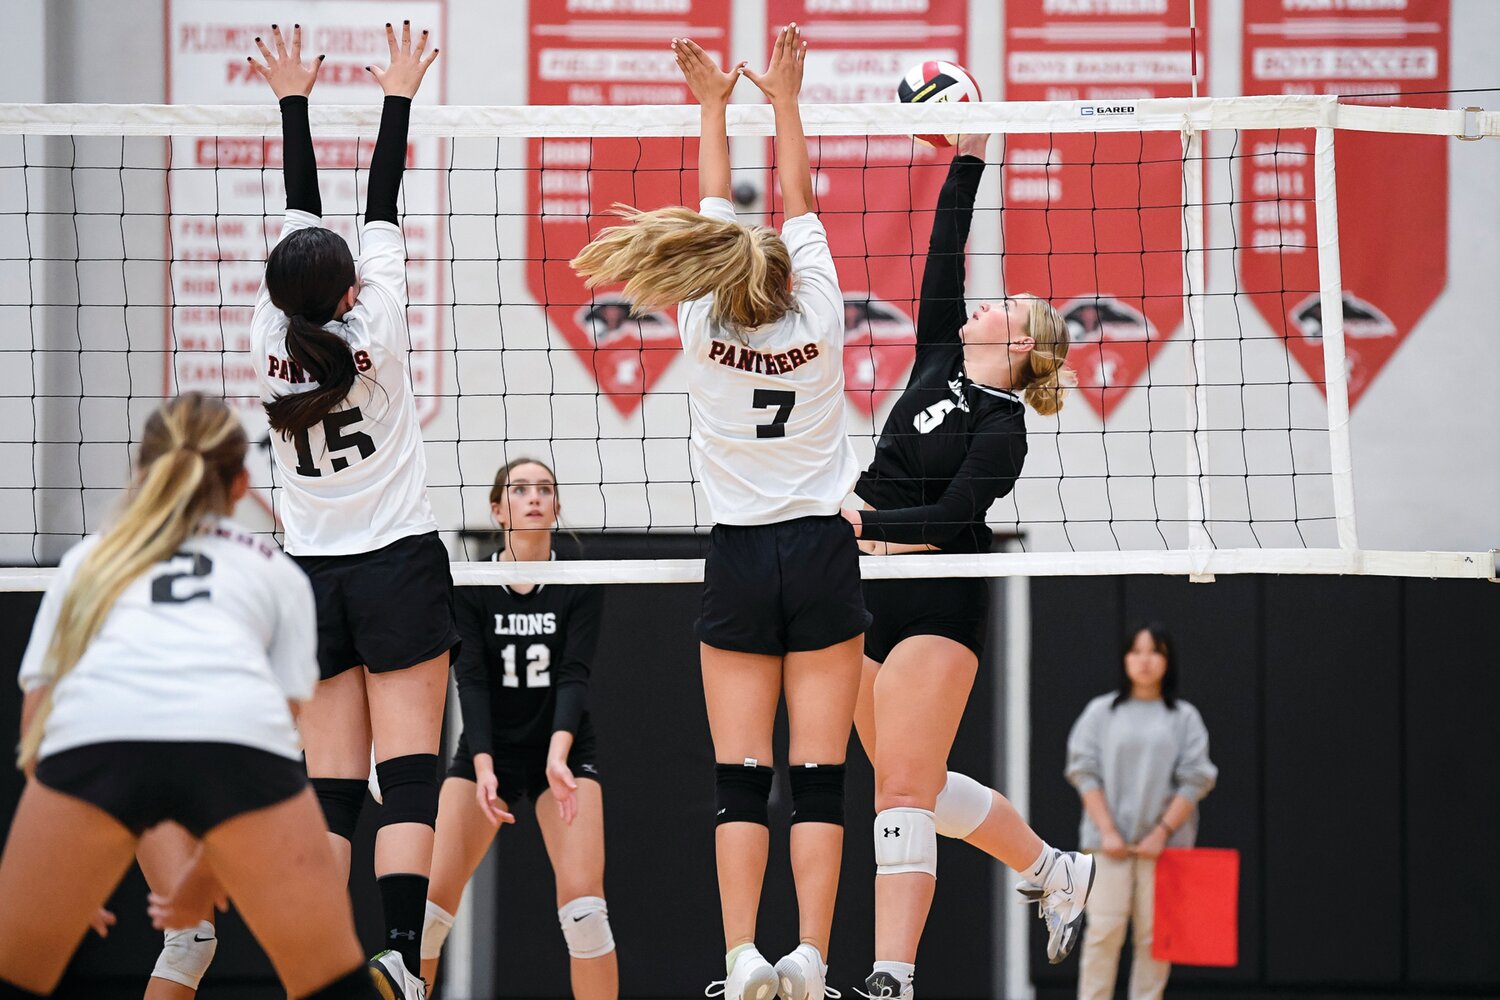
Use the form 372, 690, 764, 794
1064, 623, 1217, 1000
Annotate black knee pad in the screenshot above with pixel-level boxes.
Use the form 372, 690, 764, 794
312, 777, 368, 842
375, 754, 441, 829
715, 761, 774, 826
789, 762, 847, 826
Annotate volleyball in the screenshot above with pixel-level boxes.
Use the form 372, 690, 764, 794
896, 60, 981, 148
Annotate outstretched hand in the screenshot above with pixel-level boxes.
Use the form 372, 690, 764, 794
956, 134, 991, 161
673, 38, 744, 108
743, 22, 807, 105
367, 20, 440, 99
249, 24, 325, 99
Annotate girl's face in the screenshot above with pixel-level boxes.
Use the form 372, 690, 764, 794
1124, 629, 1169, 692
960, 296, 1034, 351
491, 462, 559, 532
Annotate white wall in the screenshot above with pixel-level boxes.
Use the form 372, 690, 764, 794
1, 0, 1495, 565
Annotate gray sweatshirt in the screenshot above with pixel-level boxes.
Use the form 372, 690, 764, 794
1064, 694, 1218, 850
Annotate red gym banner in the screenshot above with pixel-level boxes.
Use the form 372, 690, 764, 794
1239, 0, 1449, 407
525, 1, 731, 417
1002, 0, 1205, 420
766, 0, 968, 416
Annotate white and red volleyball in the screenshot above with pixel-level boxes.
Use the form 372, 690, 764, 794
897, 60, 981, 148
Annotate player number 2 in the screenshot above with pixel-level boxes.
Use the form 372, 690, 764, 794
291, 406, 378, 477
150, 552, 213, 605
500, 643, 552, 688
753, 389, 796, 439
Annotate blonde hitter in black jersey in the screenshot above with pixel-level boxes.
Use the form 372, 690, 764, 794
421, 460, 618, 1000
841, 135, 1094, 996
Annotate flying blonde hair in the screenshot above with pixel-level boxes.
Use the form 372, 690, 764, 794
1017, 296, 1076, 417
570, 204, 795, 337
18, 392, 248, 768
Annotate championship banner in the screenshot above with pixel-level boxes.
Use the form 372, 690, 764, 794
1239, 0, 1449, 406
166, 0, 448, 509
766, 0, 968, 416
525, 1, 732, 417
1002, 0, 1205, 419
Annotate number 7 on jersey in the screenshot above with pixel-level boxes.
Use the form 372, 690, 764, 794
754, 389, 796, 439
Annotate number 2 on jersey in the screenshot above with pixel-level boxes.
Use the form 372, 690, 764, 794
292, 406, 377, 477
500, 643, 552, 688
754, 389, 796, 438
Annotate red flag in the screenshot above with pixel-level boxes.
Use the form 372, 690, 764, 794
1152, 847, 1240, 967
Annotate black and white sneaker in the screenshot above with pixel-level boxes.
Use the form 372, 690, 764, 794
368, 949, 426, 1000
854, 969, 912, 1000
1015, 849, 1095, 964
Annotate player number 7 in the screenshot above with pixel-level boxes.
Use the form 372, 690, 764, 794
753, 389, 796, 438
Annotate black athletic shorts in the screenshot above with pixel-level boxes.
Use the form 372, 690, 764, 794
293, 530, 460, 679
863, 575, 989, 664
696, 514, 871, 656
447, 721, 600, 806
34, 741, 308, 838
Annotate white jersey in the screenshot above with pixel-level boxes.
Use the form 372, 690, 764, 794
18, 519, 318, 762
679, 198, 860, 525
252, 211, 438, 556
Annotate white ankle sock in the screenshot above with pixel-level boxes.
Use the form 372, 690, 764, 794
1025, 843, 1056, 883
872, 960, 914, 984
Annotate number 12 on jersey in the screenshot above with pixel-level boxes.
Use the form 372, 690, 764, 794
500, 643, 551, 688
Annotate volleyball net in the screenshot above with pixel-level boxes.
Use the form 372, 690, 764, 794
0, 95, 1494, 587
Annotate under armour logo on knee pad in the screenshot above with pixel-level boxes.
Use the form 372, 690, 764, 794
389, 929, 418, 941
883, 827, 902, 837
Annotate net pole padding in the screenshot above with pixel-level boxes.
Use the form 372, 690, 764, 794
5, 550, 1493, 592
1180, 121, 1213, 577
1313, 126, 1359, 550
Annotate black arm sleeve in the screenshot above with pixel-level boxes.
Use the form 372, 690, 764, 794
550, 586, 604, 737
914, 155, 986, 350
278, 96, 321, 217
364, 96, 412, 226
452, 589, 496, 756
859, 413, 1027, 546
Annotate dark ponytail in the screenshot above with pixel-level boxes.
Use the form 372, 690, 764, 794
263, 227, 360, 438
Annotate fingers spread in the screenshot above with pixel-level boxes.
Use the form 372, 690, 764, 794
416, 28, 429, 58
254, 36, 274, 63
247, 57, 269, 81
272, 25, 288, 58
385, 22, 398, 57
401, 20, 411, 53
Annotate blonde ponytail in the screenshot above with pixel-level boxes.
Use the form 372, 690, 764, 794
571, 204, 795, 336
1019, 296, 1076, 417
18, 393, 247, 768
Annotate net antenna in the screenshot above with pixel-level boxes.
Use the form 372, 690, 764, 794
0, 97, 1495, 589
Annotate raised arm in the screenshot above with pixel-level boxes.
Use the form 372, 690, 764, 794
916, 135, 989, 347
249, 24, 325, 216
364, 21, 439, 225
674, 38, 743, 203
745, 23, 812, 219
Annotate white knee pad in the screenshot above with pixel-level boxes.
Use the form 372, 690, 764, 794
934, 771, 994, 839
558, 895, 615, 960
422, 900, 455, 961
874, 807, 937, 877
151, 920, 217, 990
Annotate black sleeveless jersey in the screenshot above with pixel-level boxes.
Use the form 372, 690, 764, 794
855, 156, 1028, 553
452, 555, 604, 753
